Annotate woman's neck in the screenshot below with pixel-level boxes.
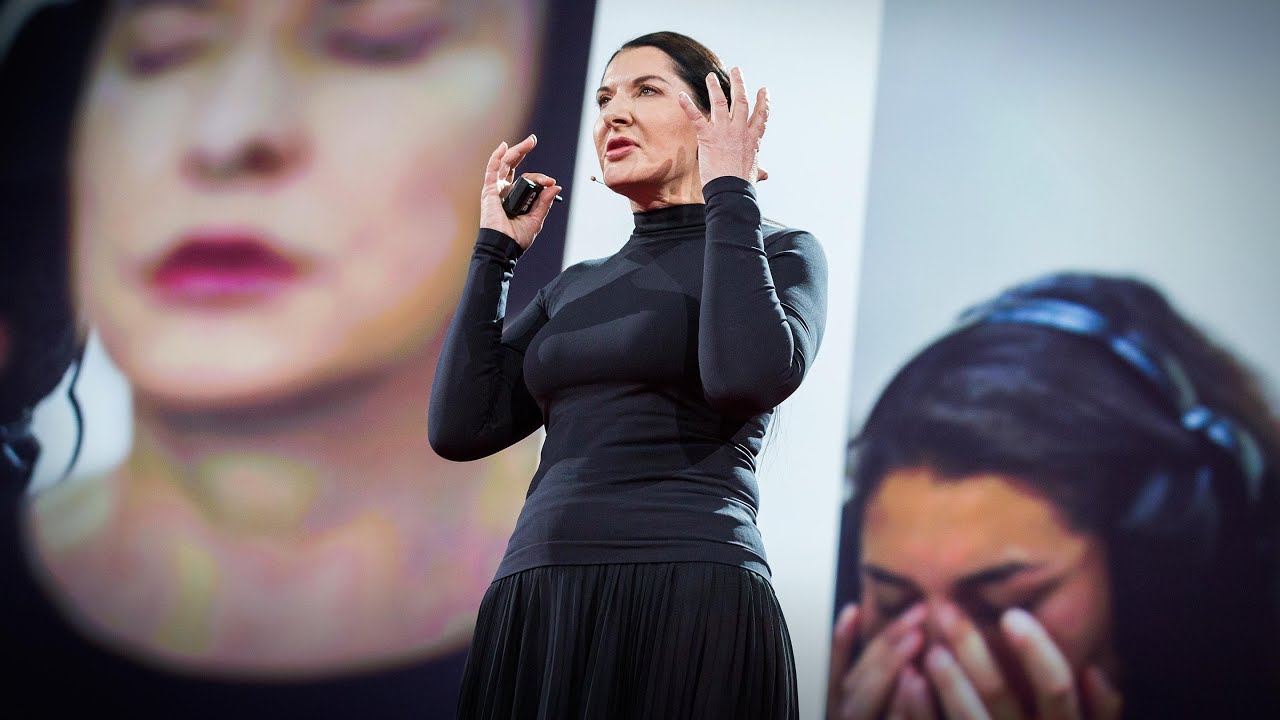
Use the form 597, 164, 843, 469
623, 172, 705, 213
26, 334, 533, 673
129, 351, 449, 536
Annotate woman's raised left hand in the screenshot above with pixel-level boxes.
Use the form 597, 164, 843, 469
678, 66, 770, 185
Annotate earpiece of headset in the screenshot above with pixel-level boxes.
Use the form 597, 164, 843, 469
1, 408, 40, 488
956, 296, 1269, 554
0, 336, 87, 491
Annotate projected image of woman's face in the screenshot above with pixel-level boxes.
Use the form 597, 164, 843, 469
73, 0, 539, 409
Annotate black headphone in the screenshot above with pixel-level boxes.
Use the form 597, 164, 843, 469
956, 296, 1270, 564
1, 410, 40, 488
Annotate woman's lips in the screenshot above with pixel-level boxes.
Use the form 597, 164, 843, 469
148, 232, 305, 306
605, 138, 637, 160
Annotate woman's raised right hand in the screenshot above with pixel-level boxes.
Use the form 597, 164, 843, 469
829, 602, 932, 720
480, 134, 562, 251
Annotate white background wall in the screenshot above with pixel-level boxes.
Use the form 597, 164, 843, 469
561, 1, 883, 715
846, 0, 1280, 437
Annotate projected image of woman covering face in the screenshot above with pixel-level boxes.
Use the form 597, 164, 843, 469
827, 273, 1280, 720
25, 0, 549, 679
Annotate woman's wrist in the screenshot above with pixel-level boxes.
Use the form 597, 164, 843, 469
702, 174, 754, 198
476, 227, 525, 261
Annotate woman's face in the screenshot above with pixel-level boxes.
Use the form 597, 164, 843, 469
859, 467, 1116, 685
74, 0, 539, 409
593, 46, 703, 206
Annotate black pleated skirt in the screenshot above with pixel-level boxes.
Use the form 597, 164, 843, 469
456, 562, 798, 720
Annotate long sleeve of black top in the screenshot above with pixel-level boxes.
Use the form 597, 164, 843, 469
699, 175, 828, 416
427, 230, 546, 461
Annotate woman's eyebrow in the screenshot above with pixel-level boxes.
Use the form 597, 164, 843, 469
629, 74, 670, 86
955, 561, 1042, 589
596, 74, 672, 94
861, 563, 916, 590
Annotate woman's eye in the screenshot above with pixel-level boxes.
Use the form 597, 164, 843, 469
596, 95, 611, 107
127, 43, 205, 75
638, 85, 658, 96
880, 603, 912, 619
119, 5, 218, 77
966, 591, 1050, 626
324, 20, 449, 65
967, 602, 1008, 625
873, 595, 917, 619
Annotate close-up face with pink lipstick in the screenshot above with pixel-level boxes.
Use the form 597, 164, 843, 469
19, 0, 598, 685
73, 0, 539, 408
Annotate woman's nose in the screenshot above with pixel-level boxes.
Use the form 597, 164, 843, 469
602, 97, 633, 127
182, 41, 308, 186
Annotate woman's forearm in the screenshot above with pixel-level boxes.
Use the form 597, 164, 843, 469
428, 229, 545, 461
698, 177, 829, 416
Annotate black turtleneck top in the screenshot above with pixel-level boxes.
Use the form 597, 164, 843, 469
428, 176, 828, 580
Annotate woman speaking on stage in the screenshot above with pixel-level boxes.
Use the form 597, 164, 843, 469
429, 30, 828, 719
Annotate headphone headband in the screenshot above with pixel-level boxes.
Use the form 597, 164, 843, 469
958, 296, 1266, 505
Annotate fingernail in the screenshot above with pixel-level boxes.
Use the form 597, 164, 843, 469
934, 603, 958, 633
894, 629, 922, 657
900, 603, 927, 626
1001, 607, 1035, 637
900, 665, 927, 696
836, 603, 857, 627
909, 673, 929, 698
926, 645, 953, 672
529, 133, 537, 141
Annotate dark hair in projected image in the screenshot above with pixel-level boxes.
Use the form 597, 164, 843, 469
0, 1, 106, 487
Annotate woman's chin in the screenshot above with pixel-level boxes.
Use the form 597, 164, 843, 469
136, 381, 296, 415
125, 358, 360, 415
105, 317, 443, 417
